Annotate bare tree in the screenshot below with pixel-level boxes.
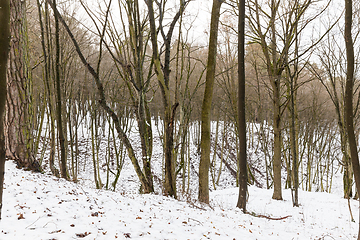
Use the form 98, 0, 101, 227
237, 0, 247, 211
53, 0, 68, 179
248, 0, 329, 200
309, 9, 360, 198
36, 0, 59, 177
46, 0, 155, 193
199, 0, 224, 204
145, 0, 188, 198
344, 0, 360, 238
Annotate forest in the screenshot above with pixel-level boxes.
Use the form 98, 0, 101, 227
0, 0, 360, 239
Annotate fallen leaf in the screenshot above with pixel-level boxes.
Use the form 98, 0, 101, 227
18, 213, 25, 220
76, 232, 91, 238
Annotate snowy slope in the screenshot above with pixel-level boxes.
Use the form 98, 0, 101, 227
1, 160, 358, 240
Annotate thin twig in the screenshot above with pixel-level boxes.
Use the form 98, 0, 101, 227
188, 217, 203, 225
26, 215, 44, 229
247, 211, 292, 220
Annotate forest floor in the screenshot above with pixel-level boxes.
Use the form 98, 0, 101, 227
1, 160, 358, 240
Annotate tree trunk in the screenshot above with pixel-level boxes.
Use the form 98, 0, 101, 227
269, 0, 283, 200
36, 0, 58, 177
145, 0, 186, 198
344, 0, 360, 239
236, 0, 247, 212
198, 0, 224, 204
0, 0, 10, 219
289, 78, 299, 206
127, 0, 154, 193
272, 75, 283, 200
54, 0, 68, 179
5, 0, 40, 171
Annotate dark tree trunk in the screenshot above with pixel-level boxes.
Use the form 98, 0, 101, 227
53, 0, 68, 179
0, 0, 10, 219
344, 0, 360, 239
236, 0, 247, 212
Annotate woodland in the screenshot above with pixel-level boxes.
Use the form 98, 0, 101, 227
0, 0, 360, 239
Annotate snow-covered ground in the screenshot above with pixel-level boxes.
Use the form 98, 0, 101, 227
1, 160, 358, 240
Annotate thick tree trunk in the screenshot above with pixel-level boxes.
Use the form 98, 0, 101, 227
6, 0, 25, 161
5, 0, 40, 171
0, 0, 10, 219
236, 0, 247, 212
198, 0, 224, 204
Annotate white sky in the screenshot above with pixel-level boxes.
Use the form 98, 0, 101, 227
57, 0, 213, 47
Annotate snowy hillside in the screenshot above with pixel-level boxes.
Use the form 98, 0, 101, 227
1, 160, 358, 240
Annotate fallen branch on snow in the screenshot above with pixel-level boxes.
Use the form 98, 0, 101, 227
247, 211, 291, 220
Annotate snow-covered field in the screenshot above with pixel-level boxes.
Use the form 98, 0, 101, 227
1, 160, 358, 240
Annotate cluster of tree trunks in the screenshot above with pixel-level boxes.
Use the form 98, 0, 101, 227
1, 1, 360, 239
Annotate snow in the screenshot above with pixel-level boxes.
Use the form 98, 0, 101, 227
1, 160, 358, 240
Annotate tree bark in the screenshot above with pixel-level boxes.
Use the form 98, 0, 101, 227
0, 0, 10, 219
53, 0, 68, 179
199, 0, 224, 204
5, 0, 40, 171
236, 0, 247, 212
270, 0, 283, 200
344, 0, 360, 239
